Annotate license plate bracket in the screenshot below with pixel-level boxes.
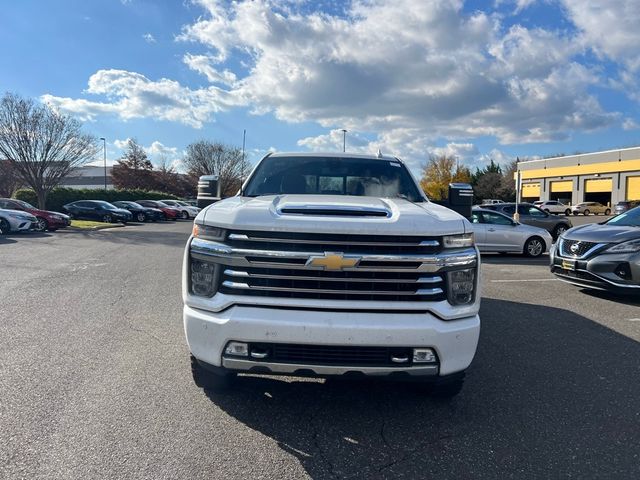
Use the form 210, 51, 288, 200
561, 259, 577, 271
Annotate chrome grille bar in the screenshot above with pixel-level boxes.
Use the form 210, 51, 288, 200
221, 280, 444, 296
228, 233, 439, 247
223, 269, 443, 284
191, 238, 476, 273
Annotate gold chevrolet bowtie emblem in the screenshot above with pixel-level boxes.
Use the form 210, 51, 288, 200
306, 253, 360, 270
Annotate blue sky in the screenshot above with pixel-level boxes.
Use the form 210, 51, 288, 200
2, 0, 640, 174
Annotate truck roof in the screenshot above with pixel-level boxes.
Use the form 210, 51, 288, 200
268, 151, 402, 162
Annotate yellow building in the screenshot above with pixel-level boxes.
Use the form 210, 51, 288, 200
518, 146, 640, 206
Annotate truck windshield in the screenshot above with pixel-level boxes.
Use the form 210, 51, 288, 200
244, 156, 424, 202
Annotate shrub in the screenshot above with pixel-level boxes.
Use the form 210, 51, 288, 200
13, 187, 182, 213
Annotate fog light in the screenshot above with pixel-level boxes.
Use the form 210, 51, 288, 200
614, 263, 631, 280
413, 348, 437, 363
225, 342, 249, 356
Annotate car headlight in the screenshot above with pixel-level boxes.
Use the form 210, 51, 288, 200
192, 223, 226, 240
443, 233, 474, 248
446, 268, 477, 305
8, 213, 31, 220
606, 239, 640, 254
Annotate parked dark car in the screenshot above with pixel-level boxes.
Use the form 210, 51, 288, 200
135, 200, 180, 220
63, 200, 132, 223
614, 200, 640, 215
550, 206, 640, 294
112, 201, 164, 222
480, 202, 572, 239
0, 198, 70, 231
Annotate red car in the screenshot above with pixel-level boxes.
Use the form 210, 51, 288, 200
135, 200, 180, 220
0, 198, 71, 231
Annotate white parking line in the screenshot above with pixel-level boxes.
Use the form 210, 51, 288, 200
629, 318, 640, 322
490, 278, 560, 283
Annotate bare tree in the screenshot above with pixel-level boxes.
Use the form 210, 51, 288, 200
0, 92, 97, 208
183, 140, 248, 197
0, 159, 22, 197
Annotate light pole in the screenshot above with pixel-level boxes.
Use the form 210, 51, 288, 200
99, 137, 107, 190
341, 129, 347, 153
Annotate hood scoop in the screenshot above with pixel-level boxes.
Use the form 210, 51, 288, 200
277, 203, 391, 218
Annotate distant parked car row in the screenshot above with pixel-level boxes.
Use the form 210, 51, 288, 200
0, 198, 71, 233
0, 197, 199, 234
63, 199, 201, 223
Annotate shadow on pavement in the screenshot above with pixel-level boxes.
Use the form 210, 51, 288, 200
81, 225, 191, 247
203, 298, 640, 479
581, 289, 640, 307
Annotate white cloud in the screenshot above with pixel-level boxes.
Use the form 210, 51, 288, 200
46, 0, 623, 162
623, 118, 639, 130
143, 33, 156, 43
175, 0, 615, 145
562, 0, 640, 71
145, 140, 178, 156
42, 69, 240, 128
183, 53, 237, 85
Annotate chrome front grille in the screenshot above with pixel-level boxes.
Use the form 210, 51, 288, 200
559, 239, 605, 259
219, 266, 446, 301
190, 230, 478, 303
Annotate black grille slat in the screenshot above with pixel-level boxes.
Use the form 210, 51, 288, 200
250, 343, 414, 367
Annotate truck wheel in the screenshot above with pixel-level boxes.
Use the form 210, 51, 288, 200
190, 355, 234, 392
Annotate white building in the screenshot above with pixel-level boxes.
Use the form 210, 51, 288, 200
60, 166, 114, 190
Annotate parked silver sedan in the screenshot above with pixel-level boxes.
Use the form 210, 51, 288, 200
471, 208, 553, 257
0, 208, 37, 234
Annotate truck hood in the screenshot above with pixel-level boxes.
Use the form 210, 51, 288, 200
198, 195, 469, 236
563, 223, 640, 244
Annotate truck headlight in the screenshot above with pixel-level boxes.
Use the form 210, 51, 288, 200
443, 233, 474, 248
446, 268, 476, 305
190, 259, 219, 297
192, 223, 226, 240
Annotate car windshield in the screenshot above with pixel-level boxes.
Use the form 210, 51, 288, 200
15, 200, 35, 209
93, 201, 117, 210
156, 201, 170, 207
605, 207, 640, 227
244, 156, 424, 202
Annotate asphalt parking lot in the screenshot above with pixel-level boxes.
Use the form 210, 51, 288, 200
1, 221, 639, 479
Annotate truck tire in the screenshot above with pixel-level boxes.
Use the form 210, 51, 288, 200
190, 355, 234, 392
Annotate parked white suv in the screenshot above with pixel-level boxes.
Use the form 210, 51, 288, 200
537, 201, 571, 215
183, 153, 481, 398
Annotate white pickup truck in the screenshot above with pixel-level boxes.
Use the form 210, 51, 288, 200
183, 152, 481, 398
